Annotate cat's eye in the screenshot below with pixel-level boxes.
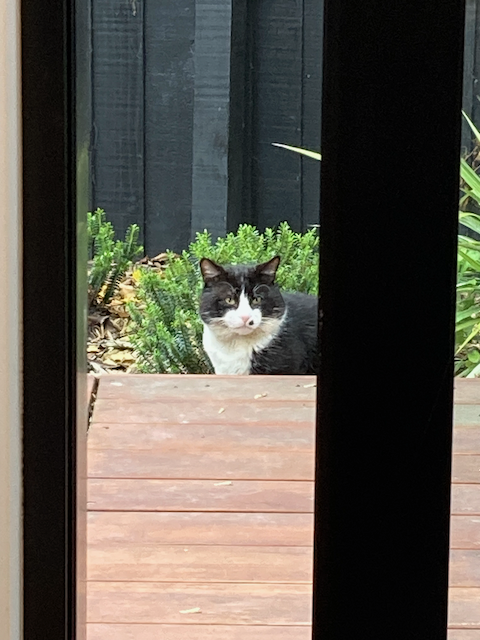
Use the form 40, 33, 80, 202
225, 297, 236, 305
252, 296, 262, 305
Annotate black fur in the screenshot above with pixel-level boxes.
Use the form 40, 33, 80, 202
250, 292, 319, 375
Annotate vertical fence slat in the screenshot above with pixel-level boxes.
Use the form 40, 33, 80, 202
251, 0, 304, 232
191, 0, 235, 240
144, 0, 195, 255
91, 0, 145, 242
462, 0, 477, 153
301, 0, 323, 230
227, 0, 250, 233
472, 1, 480, 133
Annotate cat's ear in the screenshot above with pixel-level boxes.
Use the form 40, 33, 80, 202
200, 258, 227, 283
255, 256, 281, 283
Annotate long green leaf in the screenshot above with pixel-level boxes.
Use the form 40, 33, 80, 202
462, 110, 480, 145
460, 159, 480, 203
459, 212, 480, 236
272, 143, 322, 161
459, 247, 480, 271
456, 322, 480, 355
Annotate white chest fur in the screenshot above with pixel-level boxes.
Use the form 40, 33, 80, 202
202, 320, 283, 375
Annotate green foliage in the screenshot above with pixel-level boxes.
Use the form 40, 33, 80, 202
87, 208, 143, 307
455, 180, 480, 375
455, 112, 480, 375
129, 222, 319, 373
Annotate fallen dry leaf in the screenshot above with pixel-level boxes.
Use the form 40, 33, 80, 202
218, 407, 225, 414
254, 393, 268, 399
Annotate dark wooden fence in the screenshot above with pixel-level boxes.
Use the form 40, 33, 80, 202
89, 0, 479, 255
463, 0, 480, 154
89, 0, 323, 255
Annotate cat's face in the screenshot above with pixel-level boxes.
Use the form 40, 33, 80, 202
199, 257, 285, 337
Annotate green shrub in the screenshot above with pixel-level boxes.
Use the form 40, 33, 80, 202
455, 156, 480, 375
128, 222, 319, 373
88, 208, 143, 307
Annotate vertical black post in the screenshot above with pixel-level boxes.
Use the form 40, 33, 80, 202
314, 2, 465, 640
21, 0, 79, 637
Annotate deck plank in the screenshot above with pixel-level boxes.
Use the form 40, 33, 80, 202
449, 588, 480, 628
87, 582, 312, 625
88, 422, 315, 451
92, 397, 315, 425
88, 479, 314, 512
454, 379, 480, 404
88, 512, 314, 546
88, 449, 314, 480
452, 456, 480, 484
88, 545, 313, 583
451, 517, 480, 549
95, 374, 317, 402
87, 624, 312, 640
453, 428, 480, 454
452, 486, 480, 515
450, 550, 480, 587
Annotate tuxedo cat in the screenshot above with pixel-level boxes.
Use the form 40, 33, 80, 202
199, 256, 318, 375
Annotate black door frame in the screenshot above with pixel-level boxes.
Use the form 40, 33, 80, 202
21, 0, 88, 637
314, 1, 465, 637
20, 0, 465, 638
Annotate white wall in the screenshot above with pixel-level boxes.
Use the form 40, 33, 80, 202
0, 0, 23, 637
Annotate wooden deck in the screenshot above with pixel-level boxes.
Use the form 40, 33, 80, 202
86, 375, 480, 639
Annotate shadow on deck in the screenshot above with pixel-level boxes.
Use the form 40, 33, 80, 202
86, 375, 480, 639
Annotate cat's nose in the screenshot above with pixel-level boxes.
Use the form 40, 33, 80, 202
240, 314, 254, 326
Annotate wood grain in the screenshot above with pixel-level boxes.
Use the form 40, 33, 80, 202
450, 550, 480, 587
88, 512, 314, 546
87, 375, 480, 633
448, 632, 480, 640
453, 428, 480, 454
449, 588, 480, 628
87, 624, 312, 640
87, 582, 312, 625
88, 479, 314, 512
87, 422, 315, 452
452, 486, 480, 515
454, 379, 480, 405
92, 398, 315, 425
454, 405, 480, 428
451, 517, 480, 550
95, 374, 317, 401
88, 544, 313, 583
88, 449, 314, 481
452, 456, 480, 483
